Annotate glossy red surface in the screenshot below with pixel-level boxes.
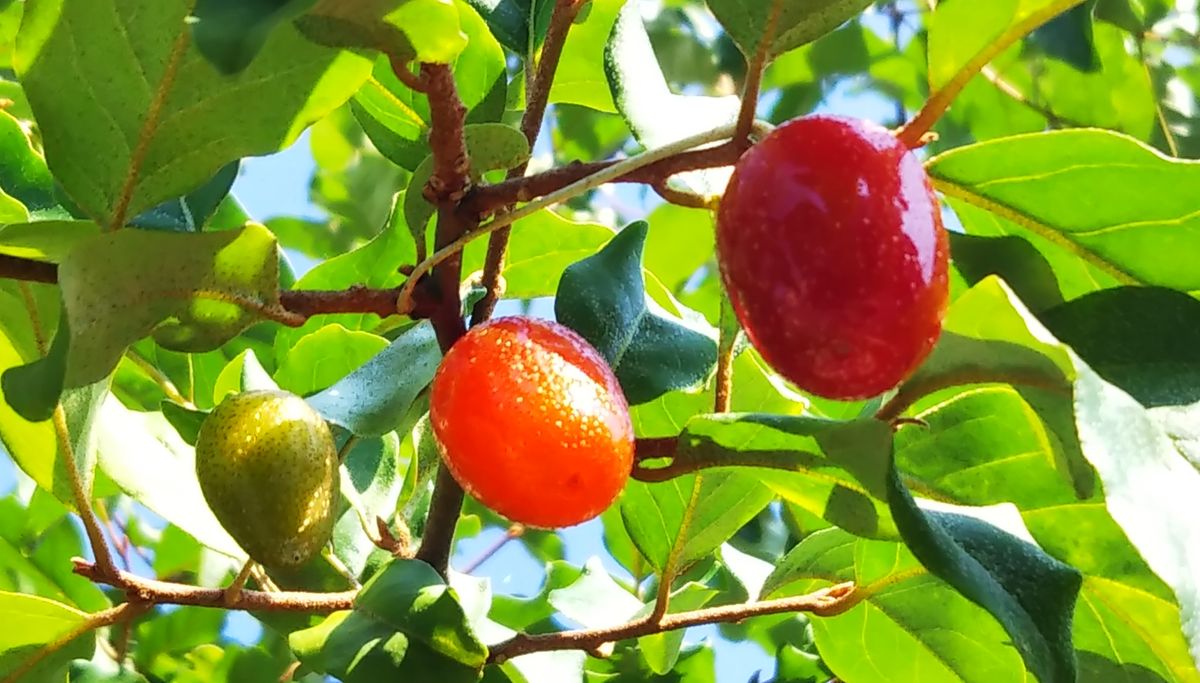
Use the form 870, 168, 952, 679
430, 317, 634, 528
716, 115, 949, 400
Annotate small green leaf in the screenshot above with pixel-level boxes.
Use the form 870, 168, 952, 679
555, 223, 717, 405
56, 224, 283, 388
0, 592, 93, 681
706, 0, 874, 60
1, 305, 68, 422
1029, 3, 1100, 72
548, 0, 622, 112
212, 348, 279, 405
160, 400, 208, 446
307, 321, 440, 437
405, 123, 530, 244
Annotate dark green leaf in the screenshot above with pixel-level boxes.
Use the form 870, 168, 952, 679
464, 0, 553, 53
129, 162, 240, 232
190, 0, 316, 74
555, 223, 717, 404
1028, 2, 1100, 71
0, 109, 66, 219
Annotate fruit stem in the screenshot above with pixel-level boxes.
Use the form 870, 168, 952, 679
714, 295, 739, 413
734, 0, 784, 141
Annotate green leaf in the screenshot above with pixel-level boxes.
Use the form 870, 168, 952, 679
1040, 287, 1200, 407
549, 0, 621, 112
0, 220, 100, 263
547, 557, 643, 628
2, 304, 69, 422
1029, 3, 1100, 72
291, 559, 487, 680
352, 4, 506, 169
895, 277, 1075, 414
96, 395, 245, 558
926, 0, 1085, 92
275, 324, 389, 396
405, 123, 530, 244
555, 223, 717, 405
0, 592, 93, 681
604, 1, 736, 195
335, 431, 408, 579
763, 529, 1036, 683
646, 413, 897, 539
928, 130, 1200, 291
1073, 368, 1200, 672
463, 0, 552, 54
635, 582, 717, 674
705, 0, 874, 60
887, 473, 1082, 683
15, 0, 372, 228
55, 224, 282, 388
642, 203, 714, 293
0, 109, 67, 219
129, 162, 240, 232
460, 210, 615, 299
621, 470, 773, 575
212, 348, 279, 405
160, 400, 208, 446
190, 0, 316, 74
307, 321, 440, 437
297, 0, 469, 63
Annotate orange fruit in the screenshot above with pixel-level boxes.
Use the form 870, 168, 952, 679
430, 317, 634, 528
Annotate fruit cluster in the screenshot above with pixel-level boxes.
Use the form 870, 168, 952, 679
194, 115, 948, 558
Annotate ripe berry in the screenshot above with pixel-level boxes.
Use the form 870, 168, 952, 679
195, 390, 338, 569
716, 115, 949, 400
430, 317, 634, 528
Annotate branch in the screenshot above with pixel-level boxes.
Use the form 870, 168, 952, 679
412, 62, 474, 577
73, 559, 357, 612
470, 0, 584, 324
461, 141, 748, 217
488, 581, 858, 663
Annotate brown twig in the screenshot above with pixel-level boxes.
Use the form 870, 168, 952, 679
73, 559, 357, 612
651, 181, 712, 209
487, 582, 858, 663
460, 141, 748, 217
471, 0, 584, 325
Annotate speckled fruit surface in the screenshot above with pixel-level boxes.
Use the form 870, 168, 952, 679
430, 317, 634, 528
716, 115, 949, 400
195, 390, 338, 568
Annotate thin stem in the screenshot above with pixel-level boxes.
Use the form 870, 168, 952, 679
734, 0, 784, 141
460, 524, 525, 574
488, 582, 858, 663
223, 560, 256, 606
714, 296, 738, 413
471, 0, 584, 325
415, 465, 466, 574
400, 123, 748, 315
389, 56, 427, 93
896, 0, 1086, 147
54, 404, 120, 579
125, 348, 190, 406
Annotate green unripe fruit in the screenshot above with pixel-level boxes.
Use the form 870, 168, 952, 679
195, 390, 338, 569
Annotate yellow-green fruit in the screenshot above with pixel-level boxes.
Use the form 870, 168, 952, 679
195, 390, 338, 569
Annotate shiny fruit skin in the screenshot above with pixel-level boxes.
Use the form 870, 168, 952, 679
430, 317, 634, 528
195, 390, 338, 569
716, 115, 949, 400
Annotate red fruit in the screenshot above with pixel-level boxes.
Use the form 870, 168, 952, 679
430, 317, 634, 528
716, 115, 949, 400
